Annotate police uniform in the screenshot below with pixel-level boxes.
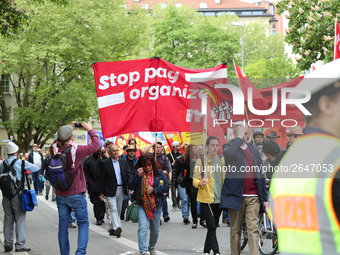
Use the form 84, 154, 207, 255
269, 58, 340, 255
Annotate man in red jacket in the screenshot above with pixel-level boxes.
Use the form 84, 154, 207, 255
50, 121, 100, 255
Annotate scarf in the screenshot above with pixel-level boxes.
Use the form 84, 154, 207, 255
52, 140, 78, 168
141, 169, 157, 220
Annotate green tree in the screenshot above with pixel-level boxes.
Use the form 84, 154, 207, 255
0, 0, 146, 152
275, 0, 340, 70
245, 52, 300, 88
0, 0, 68, 37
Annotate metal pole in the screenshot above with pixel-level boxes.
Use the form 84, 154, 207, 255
242, 25, 244, 73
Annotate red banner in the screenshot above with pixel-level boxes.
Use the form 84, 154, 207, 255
93, 58, 227, 139
334, 19, 340, 61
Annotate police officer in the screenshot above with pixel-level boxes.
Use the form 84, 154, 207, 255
0, 142, 40, 252
270, 58, 340, 255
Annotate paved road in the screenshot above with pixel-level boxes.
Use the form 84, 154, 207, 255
0, 192, 250, 255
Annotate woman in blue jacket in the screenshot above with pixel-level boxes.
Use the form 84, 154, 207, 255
129, 155, 168, 255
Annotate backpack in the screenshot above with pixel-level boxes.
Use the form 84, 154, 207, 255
48, 146, 78, 191
0, 159, 24, 199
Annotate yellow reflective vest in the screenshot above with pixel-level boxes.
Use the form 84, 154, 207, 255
270, 133, 340, 255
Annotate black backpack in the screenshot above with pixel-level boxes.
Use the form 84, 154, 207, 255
0, 159, 24, 199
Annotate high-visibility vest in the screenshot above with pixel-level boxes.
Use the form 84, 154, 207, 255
269, 133, 340, 255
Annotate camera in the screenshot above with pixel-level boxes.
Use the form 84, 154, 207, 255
74, 122, 82, 128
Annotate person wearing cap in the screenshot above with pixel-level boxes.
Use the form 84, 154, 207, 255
121, 145, 138, 220
269, 58, 340, 255
128, 138, 144, 159
0, 142, 40, 252
273, 126, 303, 168
28, 143, 44, 195
50, 121, 100, 255
252, 131, 264, 144
167, 141, 183, 212
266, 131, 283, 151
83, 148, 105, 225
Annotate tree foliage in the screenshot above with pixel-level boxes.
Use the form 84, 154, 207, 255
0, 0, 146, 152
275, 0, 340, 70
0, 0, 68, 37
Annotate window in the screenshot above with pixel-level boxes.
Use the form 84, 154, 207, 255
199, 2, 208, 8
175, 3, 182, 7
160, 3, 167, 9
226, 11, 235, 15
204, 12, 215, 16
6, 108, 11, 120
270, 4, 274, 14
1, 75, 9, 93
241, 11, 252, 15
253, 11, 263, 15
141, 3, 149, 9
217, 12, 224, 15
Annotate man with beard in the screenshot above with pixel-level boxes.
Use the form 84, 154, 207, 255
84, 148, 106, 225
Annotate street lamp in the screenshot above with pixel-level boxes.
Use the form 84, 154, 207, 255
232, 22, 244, 73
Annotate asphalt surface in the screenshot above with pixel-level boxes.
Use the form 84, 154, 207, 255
0, 192, 250, 255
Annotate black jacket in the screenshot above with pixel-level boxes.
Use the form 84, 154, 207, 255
128, 168, 169, 207
97, 157, 130, 197
28, 151, 44, 174
172, 155, 185, 187
83, 154, 101, 193
220, 138, 268, 213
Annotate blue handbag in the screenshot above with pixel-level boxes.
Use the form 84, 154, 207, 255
22, 173, 38, 211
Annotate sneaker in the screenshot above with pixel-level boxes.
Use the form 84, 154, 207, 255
115, 227, 122, 238
5, 246, 12, 252
172, 206, 178, 212
183, 218, 190, 224
69, 222, 76, 228
15, 247, 31, 252
109, 229, 116, 236
164, 216, 170, 222
149, 246, 157, 255
96, 219, 102, 225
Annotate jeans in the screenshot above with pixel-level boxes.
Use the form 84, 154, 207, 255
138, 206, 162, 253
69, 210, 76, 223
56, 193, 89, 255
197, 201, 201, 216
32, 171, 42, 193
223, 210, 229, 223
162, 196, 169, 218
171, 187, 179, 207
201, 203, 222, 254
178, 185, 189, 219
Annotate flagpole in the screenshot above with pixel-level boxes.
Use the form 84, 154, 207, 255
244, 104, 253, 142
164, 134, 175, 162
155, 132, 157, 163
202, 93, 208, 179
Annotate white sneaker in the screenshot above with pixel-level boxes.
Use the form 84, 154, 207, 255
69, 222, 76, 228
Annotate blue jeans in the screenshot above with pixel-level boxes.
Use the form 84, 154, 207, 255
69, 210, 76, 223
162, 196, 169, 218
56, 193, 89, 255
197, 201, 201, 215
138, 206, 162, 253
222, 210, 229, 223
178, 185, 189, 219
32, 171, 42, 193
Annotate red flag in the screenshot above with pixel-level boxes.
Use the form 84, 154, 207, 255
93, 58, 227, 139
334, 19, 340, 60
233, 60, 268, 111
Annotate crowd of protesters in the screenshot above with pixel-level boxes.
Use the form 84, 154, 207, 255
0, 123, 303, 255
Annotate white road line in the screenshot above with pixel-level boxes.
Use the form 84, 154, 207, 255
37, 196, 168, 255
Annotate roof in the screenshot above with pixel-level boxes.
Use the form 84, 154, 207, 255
126, 0, 265, 10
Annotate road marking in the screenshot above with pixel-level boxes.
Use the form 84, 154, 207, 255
37, 196, 168, 255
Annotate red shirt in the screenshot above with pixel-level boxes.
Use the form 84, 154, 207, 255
242, 146, 258, 196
